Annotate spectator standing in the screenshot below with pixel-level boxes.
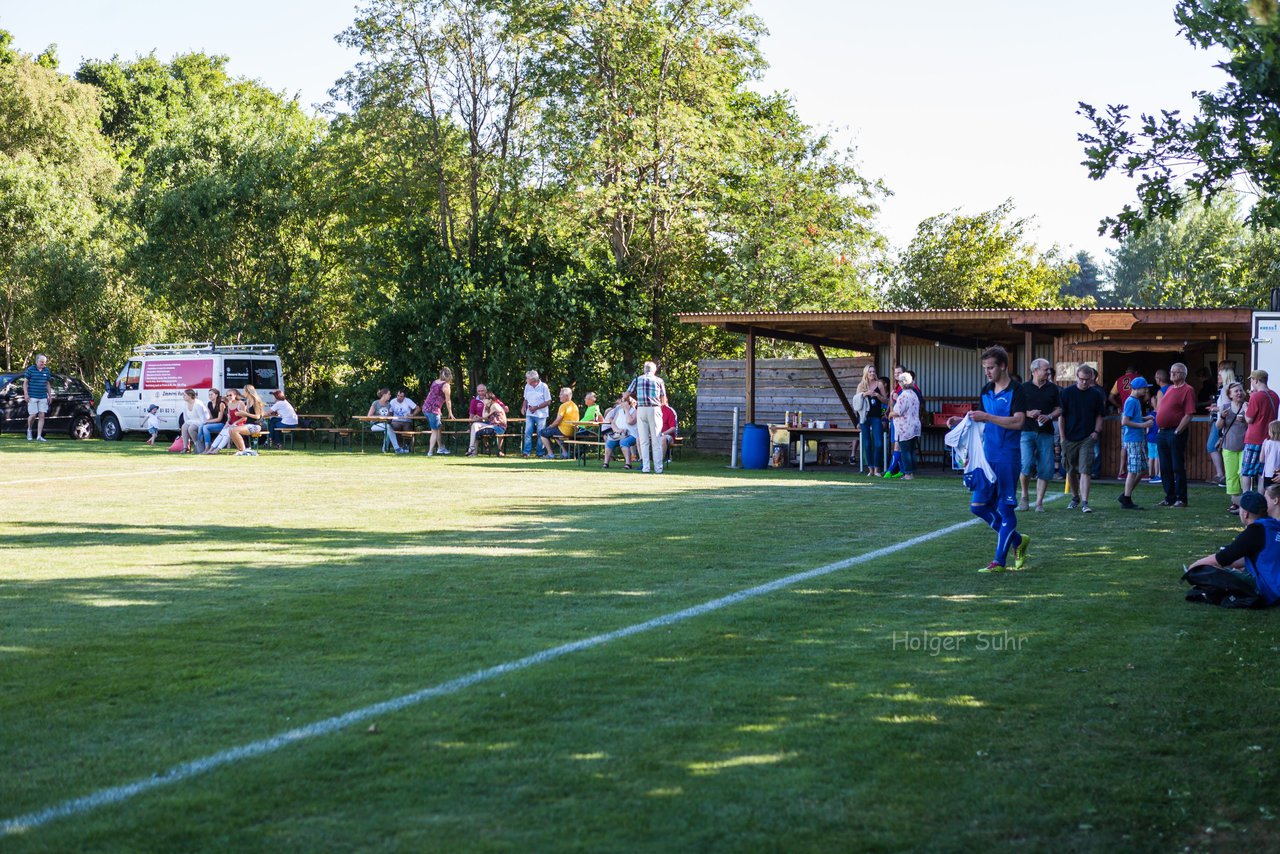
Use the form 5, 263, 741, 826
1058, 364, 1106, 513
1241, 370, 1280, 494
1149, 368, 1170, 483
1108, 364, 1141, 479
854, 365, 888, 476
1018, 358, 1062, 512
422, 368, 456, 456
1155, 362, 1198, 507
1218, 382, 1247, 513
180, 388, 210, 453
626, 361, 669, 474
889, 371, 921, 480
1118, 378, 1155, 509
539, 387, 580, 459
1205, 364, 1236, 486
521, 370, 553, 457
22, 354, 52, 442
267, 390, 300, 448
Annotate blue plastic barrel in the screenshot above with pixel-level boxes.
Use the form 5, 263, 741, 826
741, 423, 770, 469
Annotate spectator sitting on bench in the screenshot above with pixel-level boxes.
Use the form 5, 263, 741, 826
539, 387, 579, 459
389, 388, 419, 437
660, 401, 678, 461
368, 388, 408, 454
467, 390, 509, 456
578, 392, 600, 434
602, 393, 638, 469
267, 389, 300, 449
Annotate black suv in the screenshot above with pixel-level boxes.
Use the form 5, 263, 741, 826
0, 372, 98, 439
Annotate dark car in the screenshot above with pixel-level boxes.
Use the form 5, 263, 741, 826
0, 372, 98, 439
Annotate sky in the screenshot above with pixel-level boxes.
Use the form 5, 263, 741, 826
1, 0, 1229, 264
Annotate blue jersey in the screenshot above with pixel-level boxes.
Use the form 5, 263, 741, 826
24, 365, 51, 399
1250, 518, 1280, 606
978, 381, 1026, 464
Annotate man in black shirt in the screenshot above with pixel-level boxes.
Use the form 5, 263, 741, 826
1019, 358, 1062, 512
1058, 364, 1107, 513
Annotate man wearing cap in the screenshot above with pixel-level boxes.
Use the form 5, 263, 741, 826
1183, 490, 1280, 607
1118, 378, 1155, 509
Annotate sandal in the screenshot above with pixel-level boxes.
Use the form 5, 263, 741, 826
602, 463, 609, 469
624, 463, 632, 469
466, 449, 476, 457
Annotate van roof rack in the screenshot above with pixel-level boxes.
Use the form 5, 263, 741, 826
132, 343, 278, 356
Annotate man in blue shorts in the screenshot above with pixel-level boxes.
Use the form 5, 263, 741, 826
969, 345, 1030, 573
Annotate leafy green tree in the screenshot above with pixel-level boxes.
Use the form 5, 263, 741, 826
0, 31, 134, 377
1106, 193, 1264, 307
1079, 0, 1280, 237
886, 201, 1082, 309
78, 53, 347, 395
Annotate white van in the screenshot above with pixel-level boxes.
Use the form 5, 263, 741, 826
97, 343, 284, 440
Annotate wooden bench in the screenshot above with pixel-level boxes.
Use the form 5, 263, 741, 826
315, 427, 355, 451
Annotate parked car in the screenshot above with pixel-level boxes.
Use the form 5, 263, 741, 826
0, 371, 98, 439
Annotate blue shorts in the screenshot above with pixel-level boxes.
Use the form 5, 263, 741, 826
1242, 443, 1264, 477
423, 412, 441, 430
605, 435, 637, 450
475, 424, 506, 436
1019, 431, 1054, 478
1147, 442, 1158, 459
1125, 441, 1148, 474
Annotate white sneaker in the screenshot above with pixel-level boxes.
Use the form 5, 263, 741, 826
36, 436, 47, 442
26, 433, 32, 441
437, 447, 451, 455
235, 450, 252, 456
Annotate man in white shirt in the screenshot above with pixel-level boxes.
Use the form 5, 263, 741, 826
267, 390, 300, 448
521, 370, 553, 457
389, 389, 419, 434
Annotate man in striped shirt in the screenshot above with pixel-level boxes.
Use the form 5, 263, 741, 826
626, 361, 668, 474
23, 354, 52, 442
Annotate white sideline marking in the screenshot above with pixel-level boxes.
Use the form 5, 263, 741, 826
0, 468, 202, 487
3, 507, 1027, 836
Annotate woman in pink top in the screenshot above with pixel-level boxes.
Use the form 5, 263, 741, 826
421, 367, 456, 456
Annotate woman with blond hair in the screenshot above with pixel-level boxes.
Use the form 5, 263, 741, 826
229, 385, 266, 455
422, 367, 456, 456
854, 364, 888, 476
1207, 363, 1237, 485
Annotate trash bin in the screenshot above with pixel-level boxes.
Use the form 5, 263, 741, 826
741, 423, 770, 469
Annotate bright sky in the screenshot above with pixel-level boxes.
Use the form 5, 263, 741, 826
2, 0, 1227, 265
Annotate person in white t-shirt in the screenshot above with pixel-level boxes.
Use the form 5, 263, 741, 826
388, 389, 418, 435
180, 388, 210, 453
267, 390, 300, 449
521, 370, 553, 457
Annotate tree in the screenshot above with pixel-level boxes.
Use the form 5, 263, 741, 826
0, 31, 133, 377
1079, 0, 1280, 237
886, 201, 1083, 309
1064, 250, 1106, 302
1107, 193, 1269, 307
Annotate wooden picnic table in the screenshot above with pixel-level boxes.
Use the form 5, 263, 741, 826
769, 424, 861, 471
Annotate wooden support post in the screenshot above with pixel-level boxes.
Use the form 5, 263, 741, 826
1218, 337, 1228, 369
745, 327, 756, 424
1024, 329, 1034, 379
813, 345, 858, 425
889, 325, 900, 377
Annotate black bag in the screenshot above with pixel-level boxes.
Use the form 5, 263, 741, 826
1181, 564, 1263, 609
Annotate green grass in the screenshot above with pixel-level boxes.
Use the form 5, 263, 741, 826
3, 440, 1280, 852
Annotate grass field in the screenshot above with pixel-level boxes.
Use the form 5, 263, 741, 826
3, 439, 1280, 852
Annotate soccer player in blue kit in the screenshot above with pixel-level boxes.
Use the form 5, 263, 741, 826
968, 345, 1031, 573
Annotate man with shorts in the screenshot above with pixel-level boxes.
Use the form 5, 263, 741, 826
1119, 377, 1154, 509
1058, 364, 1106, 513
23, 354, 52, 442
966, 346, 1029, 573
1019, 358, 1061, 512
